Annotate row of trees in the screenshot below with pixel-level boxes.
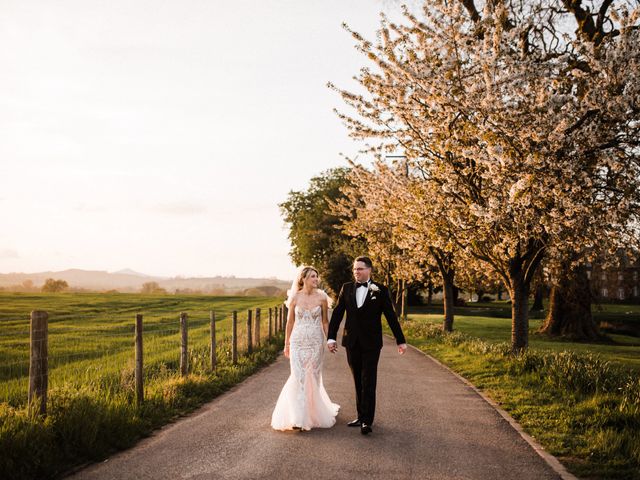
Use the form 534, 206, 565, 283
282, 0, 640, 352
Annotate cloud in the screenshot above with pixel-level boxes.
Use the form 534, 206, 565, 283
74, 203, 109, 213
150, 202, 207, 215
0, 249, 20, 259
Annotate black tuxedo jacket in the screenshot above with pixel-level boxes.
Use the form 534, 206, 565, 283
328, 281, 406, 350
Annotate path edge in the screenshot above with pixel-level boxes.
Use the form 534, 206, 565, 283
63, 352, 288, 479
400, 338, 580, 480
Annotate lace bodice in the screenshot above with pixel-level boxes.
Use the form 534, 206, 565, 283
289, 305, 324, 348
271, 303, 339, 431
294, 305, 322, 324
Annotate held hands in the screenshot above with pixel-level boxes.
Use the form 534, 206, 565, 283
326, 342, 404, 354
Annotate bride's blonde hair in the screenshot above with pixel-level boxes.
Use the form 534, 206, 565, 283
284, 266, 333, 308
296, 266, 319, 291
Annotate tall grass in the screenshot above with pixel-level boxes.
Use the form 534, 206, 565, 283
0, 293, 285, 480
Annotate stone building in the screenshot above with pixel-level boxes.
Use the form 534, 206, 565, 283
588, 253, 640, 302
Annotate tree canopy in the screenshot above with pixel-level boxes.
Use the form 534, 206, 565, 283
331, 0, 640, 350
279, 167, 364, 295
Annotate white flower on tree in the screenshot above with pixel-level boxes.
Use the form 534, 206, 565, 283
332, 0, 640, 350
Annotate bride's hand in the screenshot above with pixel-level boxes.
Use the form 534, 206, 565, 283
284, 344, 290, 358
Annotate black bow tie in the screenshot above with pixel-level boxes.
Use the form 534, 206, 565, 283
356, 282, 369, 289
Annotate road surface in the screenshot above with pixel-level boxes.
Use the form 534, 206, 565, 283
69, 335, 563, 480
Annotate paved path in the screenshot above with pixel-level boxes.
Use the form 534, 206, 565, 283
69, 335, 562, 480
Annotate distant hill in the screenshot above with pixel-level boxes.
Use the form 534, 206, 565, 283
112, 268, 154, 278
0, 269, 289, 295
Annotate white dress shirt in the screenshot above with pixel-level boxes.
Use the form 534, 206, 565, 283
355, 279, 370, 308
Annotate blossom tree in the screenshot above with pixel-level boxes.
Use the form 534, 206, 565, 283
332, 160, 426, 317
335, 159, 469, 330
332, 0, 640, 350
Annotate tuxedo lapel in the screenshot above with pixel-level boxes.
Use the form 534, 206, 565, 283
350, 283, 358, 310
361, 282, 382, 310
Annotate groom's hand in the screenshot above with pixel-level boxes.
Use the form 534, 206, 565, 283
398, 343, 407, 355
327, 340, 338, 353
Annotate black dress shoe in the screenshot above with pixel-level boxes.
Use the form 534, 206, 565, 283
360, 423, 372, 435
347, 419, 362, 427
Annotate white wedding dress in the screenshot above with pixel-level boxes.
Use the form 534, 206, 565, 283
271, 305, 340, 431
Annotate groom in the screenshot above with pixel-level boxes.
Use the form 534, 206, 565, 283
327, 256, 407, 435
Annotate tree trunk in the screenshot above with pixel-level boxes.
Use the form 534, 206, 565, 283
401, 279, 407, 320
530, 283, 544, 312
509, 272, 530, 352
539, 264, 600, 339
497, 285, 503, 300
442, 274, 455, 332
490, 239, 545, 352
427, 281, 433, 306
429, 247, 456, 332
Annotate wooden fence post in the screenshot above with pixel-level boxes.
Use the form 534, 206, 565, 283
28, 310, 48, 415
274, 306, 278, 334
281, 305, 286, 332
255, 308, 261, 347
210, 311, 217, 371
246, 309, 253, 354
277, 306, 281, 332
280, 305, 284, 333
232, 311, 238, 365
268, 307, 273, 340
180, 312, 188, 376
135, 314, 143, 405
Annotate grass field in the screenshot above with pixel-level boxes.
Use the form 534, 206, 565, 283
396, 302, 640, 480
0, 292, 285, 480
0, 292, 284, 404
408, 302, 640, 370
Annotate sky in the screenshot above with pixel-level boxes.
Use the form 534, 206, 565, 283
0, 0, 401, 281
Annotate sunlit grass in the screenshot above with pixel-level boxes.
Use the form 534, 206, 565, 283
0, 292, 285, 480
407, 310, 640, 370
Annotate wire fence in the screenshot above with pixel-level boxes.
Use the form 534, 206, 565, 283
0, 304, 288, 410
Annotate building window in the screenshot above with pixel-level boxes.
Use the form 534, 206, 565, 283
618, 273, 624, 282
618, 288, 625, 300
602, 288, 608, 297
602, 273, 607, 281
634, 286, 639, 298
586, 270, 591, 280
634, 271, 638, 282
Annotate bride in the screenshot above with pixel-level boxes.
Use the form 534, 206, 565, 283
271, 266, 340, 431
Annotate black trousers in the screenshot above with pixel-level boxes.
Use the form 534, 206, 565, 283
346, 342, 381, 425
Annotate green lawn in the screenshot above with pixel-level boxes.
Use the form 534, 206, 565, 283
418, 314, 640, 370
0, 292, 285, 480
